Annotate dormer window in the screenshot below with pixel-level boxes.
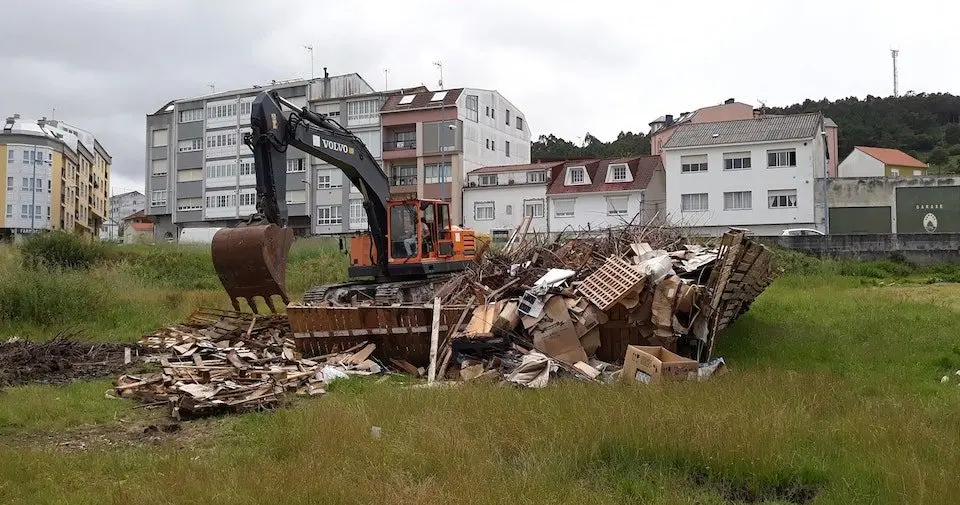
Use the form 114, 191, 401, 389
606, 163, 632, 183
565, 166, 589, 186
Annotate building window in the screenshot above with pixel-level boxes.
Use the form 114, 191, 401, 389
566, 166, 587, 185
317, 205, 342, 225
22, 151, 29, 164
177, 168, 203, 182
239, 192, 257, 207
723, 152, 752, 170
505, 205, 512, 215
240, 101, 252, 116
399, 94, 415, 105
5, 177, 12, 190
606, 196, 628, 216
285, 190, 306, 204
767, 149, 797, 168
681, 155, 708, 173
239, 159, 255, 175
207, 102, 238, 119
4, 204, 10, 218
723, 191, 752, 210
554, 198, 575, 217
505, 141, 511, 157
346, 99, 379, 126
21, 205, 28, 218
178, 138, 203, 152
205, 193, 237, 208
392, 165, 417, 186
317, 168, 343, 189
424, 162, 452, 184
151, 190, 167, 207
22, 177, 29, 190
485, 106, 490, 117
523, 199, 544, 218
47, 180, 51, 193
152, 129, 169, 147
890, 168, 900, 177
681, 193, 708, 212
152, 159, 168, 176
506, 109, 511, 126
466, 95, 479, 122
516, 117, 524, 131
177, 197, 203, 211
179, 109, 203, 123
491, 108, 495, 119
527, 171, 546, 183
768, 189, 798, 208
206, 161, 238, 179
607, 163, 629, 182
474, 201, 495, 220
349, 199, 368, 229
491, 140, 496, 151
6, 149, 13, 163
286, 158, 305, 173
485, 139, 490, 149
35, 178, 42, 192
479, 174, 497, 186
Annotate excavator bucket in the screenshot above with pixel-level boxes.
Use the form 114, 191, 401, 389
211, 224, 295, 314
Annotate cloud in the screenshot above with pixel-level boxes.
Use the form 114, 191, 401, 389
0, 0, 957, 194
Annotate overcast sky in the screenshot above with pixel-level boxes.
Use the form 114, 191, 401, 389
1, 0, 955, 194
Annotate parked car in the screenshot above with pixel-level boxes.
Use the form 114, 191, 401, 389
780, 228, 825, 236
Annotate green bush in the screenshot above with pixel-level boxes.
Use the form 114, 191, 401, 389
0, 268, 105, 326
118, 246, 221, 290
19, 231, 105, 270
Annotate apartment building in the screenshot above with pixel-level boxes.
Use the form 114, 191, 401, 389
462, 161, 560, 236
380, 88, 531, 224
649, 99, 840, 177
662, 113, 829, 236
547, 156, 666, 232
0, 115, 111, 241
145, 71, 377, 240
102, 190, 145, 241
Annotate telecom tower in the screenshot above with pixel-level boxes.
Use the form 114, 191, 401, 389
891, 48, 899, 97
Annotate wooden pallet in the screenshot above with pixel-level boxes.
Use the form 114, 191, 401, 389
576, 255, 646, 311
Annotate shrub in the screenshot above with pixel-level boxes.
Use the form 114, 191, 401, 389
19, 231, 105, 270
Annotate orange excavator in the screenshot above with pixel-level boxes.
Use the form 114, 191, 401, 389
211, 90, 476, 314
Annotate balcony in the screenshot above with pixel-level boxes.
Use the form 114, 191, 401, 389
382, 135, 417, 160
390, 175, 417, 195
384, 139, 417, 151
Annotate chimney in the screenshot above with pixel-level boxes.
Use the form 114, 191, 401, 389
664, 114, 674, 126
725, 98, 735, 104
323, 66, 329, 79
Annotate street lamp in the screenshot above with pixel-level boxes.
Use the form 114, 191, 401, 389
304, 45, 314, 79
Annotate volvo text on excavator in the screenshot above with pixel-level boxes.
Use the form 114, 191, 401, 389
210, 90, 477, 313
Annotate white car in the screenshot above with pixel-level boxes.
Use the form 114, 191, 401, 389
780, 228, 825, 236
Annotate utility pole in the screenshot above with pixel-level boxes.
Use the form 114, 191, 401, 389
304, 45, 314, 79
891, 48, 900, 97
433, 61, 447, 218
383, 68, 389, 90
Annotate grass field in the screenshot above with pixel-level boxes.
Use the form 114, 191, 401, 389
1, 238, 960, 504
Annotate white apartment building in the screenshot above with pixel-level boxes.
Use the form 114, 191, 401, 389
662, 113, 829, 236
547, 156, 666, 233
102, 190, 145, 241
462, 162, 558, 237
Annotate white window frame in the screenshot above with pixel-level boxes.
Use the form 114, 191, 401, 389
239, 192, 257, 207
317, 169, 343, 189
317, 205, 342, 226
176, 168, 203, 183
176, 197, 203, 211
723, 152, 752, 171
286, 158, 306, 173
4, 204, 11, 218
479, 174, 498, 186
723, 191, 752, 211
768, 189, 798, 209
523, 199, 544, 218
566, 166, 588, 185
152, 129, 169, 147
6, 176, 12, 190
554, 198, 575, 217
179, 109, 203, 123
474, 201, 495, 221
178, 138, 203, 153
465, 95, 479, 122
890, 168, 900, 177
285, 190, 306, 205
527, 171, 546, 183
681, 155, 708, 173
349, 199, 368, 229
346, 99, 379, 126
424, 163, 452, 184
767, 149, 797, 168
681, 193, 708, 212
151, 190, 167, 207
607, 163, 631, 182
606, 195, 629, 216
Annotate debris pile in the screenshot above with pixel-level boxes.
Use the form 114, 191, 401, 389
112, 309, 381, 419
0, 334, 137, 387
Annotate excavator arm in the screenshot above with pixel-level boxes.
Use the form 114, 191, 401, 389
211, 90, 392, 313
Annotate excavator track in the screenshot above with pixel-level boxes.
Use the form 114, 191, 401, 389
299, 275, 456, 307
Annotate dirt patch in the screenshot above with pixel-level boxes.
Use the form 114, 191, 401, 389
0, 335, 141, 387
9, 416, 218, 453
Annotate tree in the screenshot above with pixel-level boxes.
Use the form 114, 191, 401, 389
928, 146, 949, 167
945, 123, 960, 144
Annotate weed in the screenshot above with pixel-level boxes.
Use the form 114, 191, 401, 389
19, 231, 106, 270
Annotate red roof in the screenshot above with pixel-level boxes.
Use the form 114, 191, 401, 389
546, 156, 662, 195
471, 161, 564, 175
856, 146, 928, 168
130, 222, 154, 232
381, 89, 464, 113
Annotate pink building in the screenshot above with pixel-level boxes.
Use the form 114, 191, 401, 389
649, 99, 839, 177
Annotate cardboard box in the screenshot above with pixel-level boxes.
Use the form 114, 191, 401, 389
621, 345, 698, 385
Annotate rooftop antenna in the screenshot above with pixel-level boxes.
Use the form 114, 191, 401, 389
304, 45, 314, 79
891, 48, 900, 97
208, 83, 215, 93
757, 98, 767, 115
432, 60, 443, 89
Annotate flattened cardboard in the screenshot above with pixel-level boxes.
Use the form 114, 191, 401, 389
621, 345, 698, 385
651, 275, 681, 339
532, 296, 588, 365
579, 327, 601, 356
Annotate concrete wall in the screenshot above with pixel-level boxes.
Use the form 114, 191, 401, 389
769, 233, 960, 265
817, 176, 960, 233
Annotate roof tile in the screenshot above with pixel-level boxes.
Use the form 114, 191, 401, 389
546, 156, 662, 195
663, 113, 823, 148
856, 146, 928, 168
470, 161, 563, 175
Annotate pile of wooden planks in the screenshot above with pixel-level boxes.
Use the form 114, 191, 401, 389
112, 308, 375, 419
